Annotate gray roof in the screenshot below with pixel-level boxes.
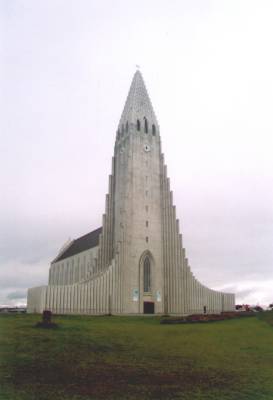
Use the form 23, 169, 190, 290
118, 70, 158, 130
53, 227, 102, 263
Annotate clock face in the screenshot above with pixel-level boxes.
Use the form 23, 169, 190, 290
144, 144, 151, 152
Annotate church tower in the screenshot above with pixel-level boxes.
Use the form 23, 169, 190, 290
113, 71, 164, 313
27, 71, 235, 315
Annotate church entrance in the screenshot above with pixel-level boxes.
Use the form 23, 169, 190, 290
144, 301, 154, 314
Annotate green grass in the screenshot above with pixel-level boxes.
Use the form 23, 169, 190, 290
1, 313, 273, 400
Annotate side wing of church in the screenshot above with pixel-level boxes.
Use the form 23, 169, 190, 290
27, 71, 235, 315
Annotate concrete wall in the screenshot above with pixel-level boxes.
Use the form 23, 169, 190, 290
27, 286, 47, 313
49, 246, 99, 286
28, 261, 123, 315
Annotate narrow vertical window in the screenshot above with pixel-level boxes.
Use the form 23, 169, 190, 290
145, 205, 149, 212
146, 221, 148, 227
146, 236, 149, 243
152, 124, 156, 136
137, 119, 141, 131
126, 121, 128, 132
144, 117, 148, 133
144, 256, 151, 292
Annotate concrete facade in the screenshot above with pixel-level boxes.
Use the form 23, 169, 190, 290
27, 71, 235, 315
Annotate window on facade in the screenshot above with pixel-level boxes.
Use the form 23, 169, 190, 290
146, 236, 149, 243
144, 117, 148, 133
152, 124, 156, 136
146, 220, 148, 227
144, 256, 151, 292
145, 205, 149, 212
126, 121, 128, 132
137, 119, 141, 131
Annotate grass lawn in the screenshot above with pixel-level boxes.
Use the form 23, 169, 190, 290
0, 313, 273, 400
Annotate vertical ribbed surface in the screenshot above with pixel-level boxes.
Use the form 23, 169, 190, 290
159, 153, 236, 315
97, 157, 115, 272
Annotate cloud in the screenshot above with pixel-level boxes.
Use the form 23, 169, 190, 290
214, 280, 273, 306
7, 290, 27, 300
0, 257, 49, 306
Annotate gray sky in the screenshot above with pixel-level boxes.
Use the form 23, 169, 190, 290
1, 0, 273, 307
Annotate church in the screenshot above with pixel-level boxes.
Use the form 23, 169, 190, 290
27, 71, 235, 315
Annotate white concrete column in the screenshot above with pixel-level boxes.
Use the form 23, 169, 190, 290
193, 279, 196, 314
94, 279, 97, 314
57, 286, 60, 313
164, 175, 170, 313
79, 284, 83, 313
79, 284, 83, 314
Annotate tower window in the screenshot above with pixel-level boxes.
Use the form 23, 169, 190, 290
152, 124, 156, 136
146, 221, 148, 227
137, 119, 141, 131
144, 256, 151, 292
126, 121, 128, 132
146, 236, 149, 243
122, 124, 124, 134
144, 117, 148, 133
145, 205, 149, 212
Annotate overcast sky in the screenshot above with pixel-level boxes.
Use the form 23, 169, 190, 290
1, 0, 273, 307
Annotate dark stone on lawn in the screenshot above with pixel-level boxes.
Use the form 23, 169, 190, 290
35, 310, 58, 329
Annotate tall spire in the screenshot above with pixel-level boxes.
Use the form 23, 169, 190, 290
118, 70, 158, 131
